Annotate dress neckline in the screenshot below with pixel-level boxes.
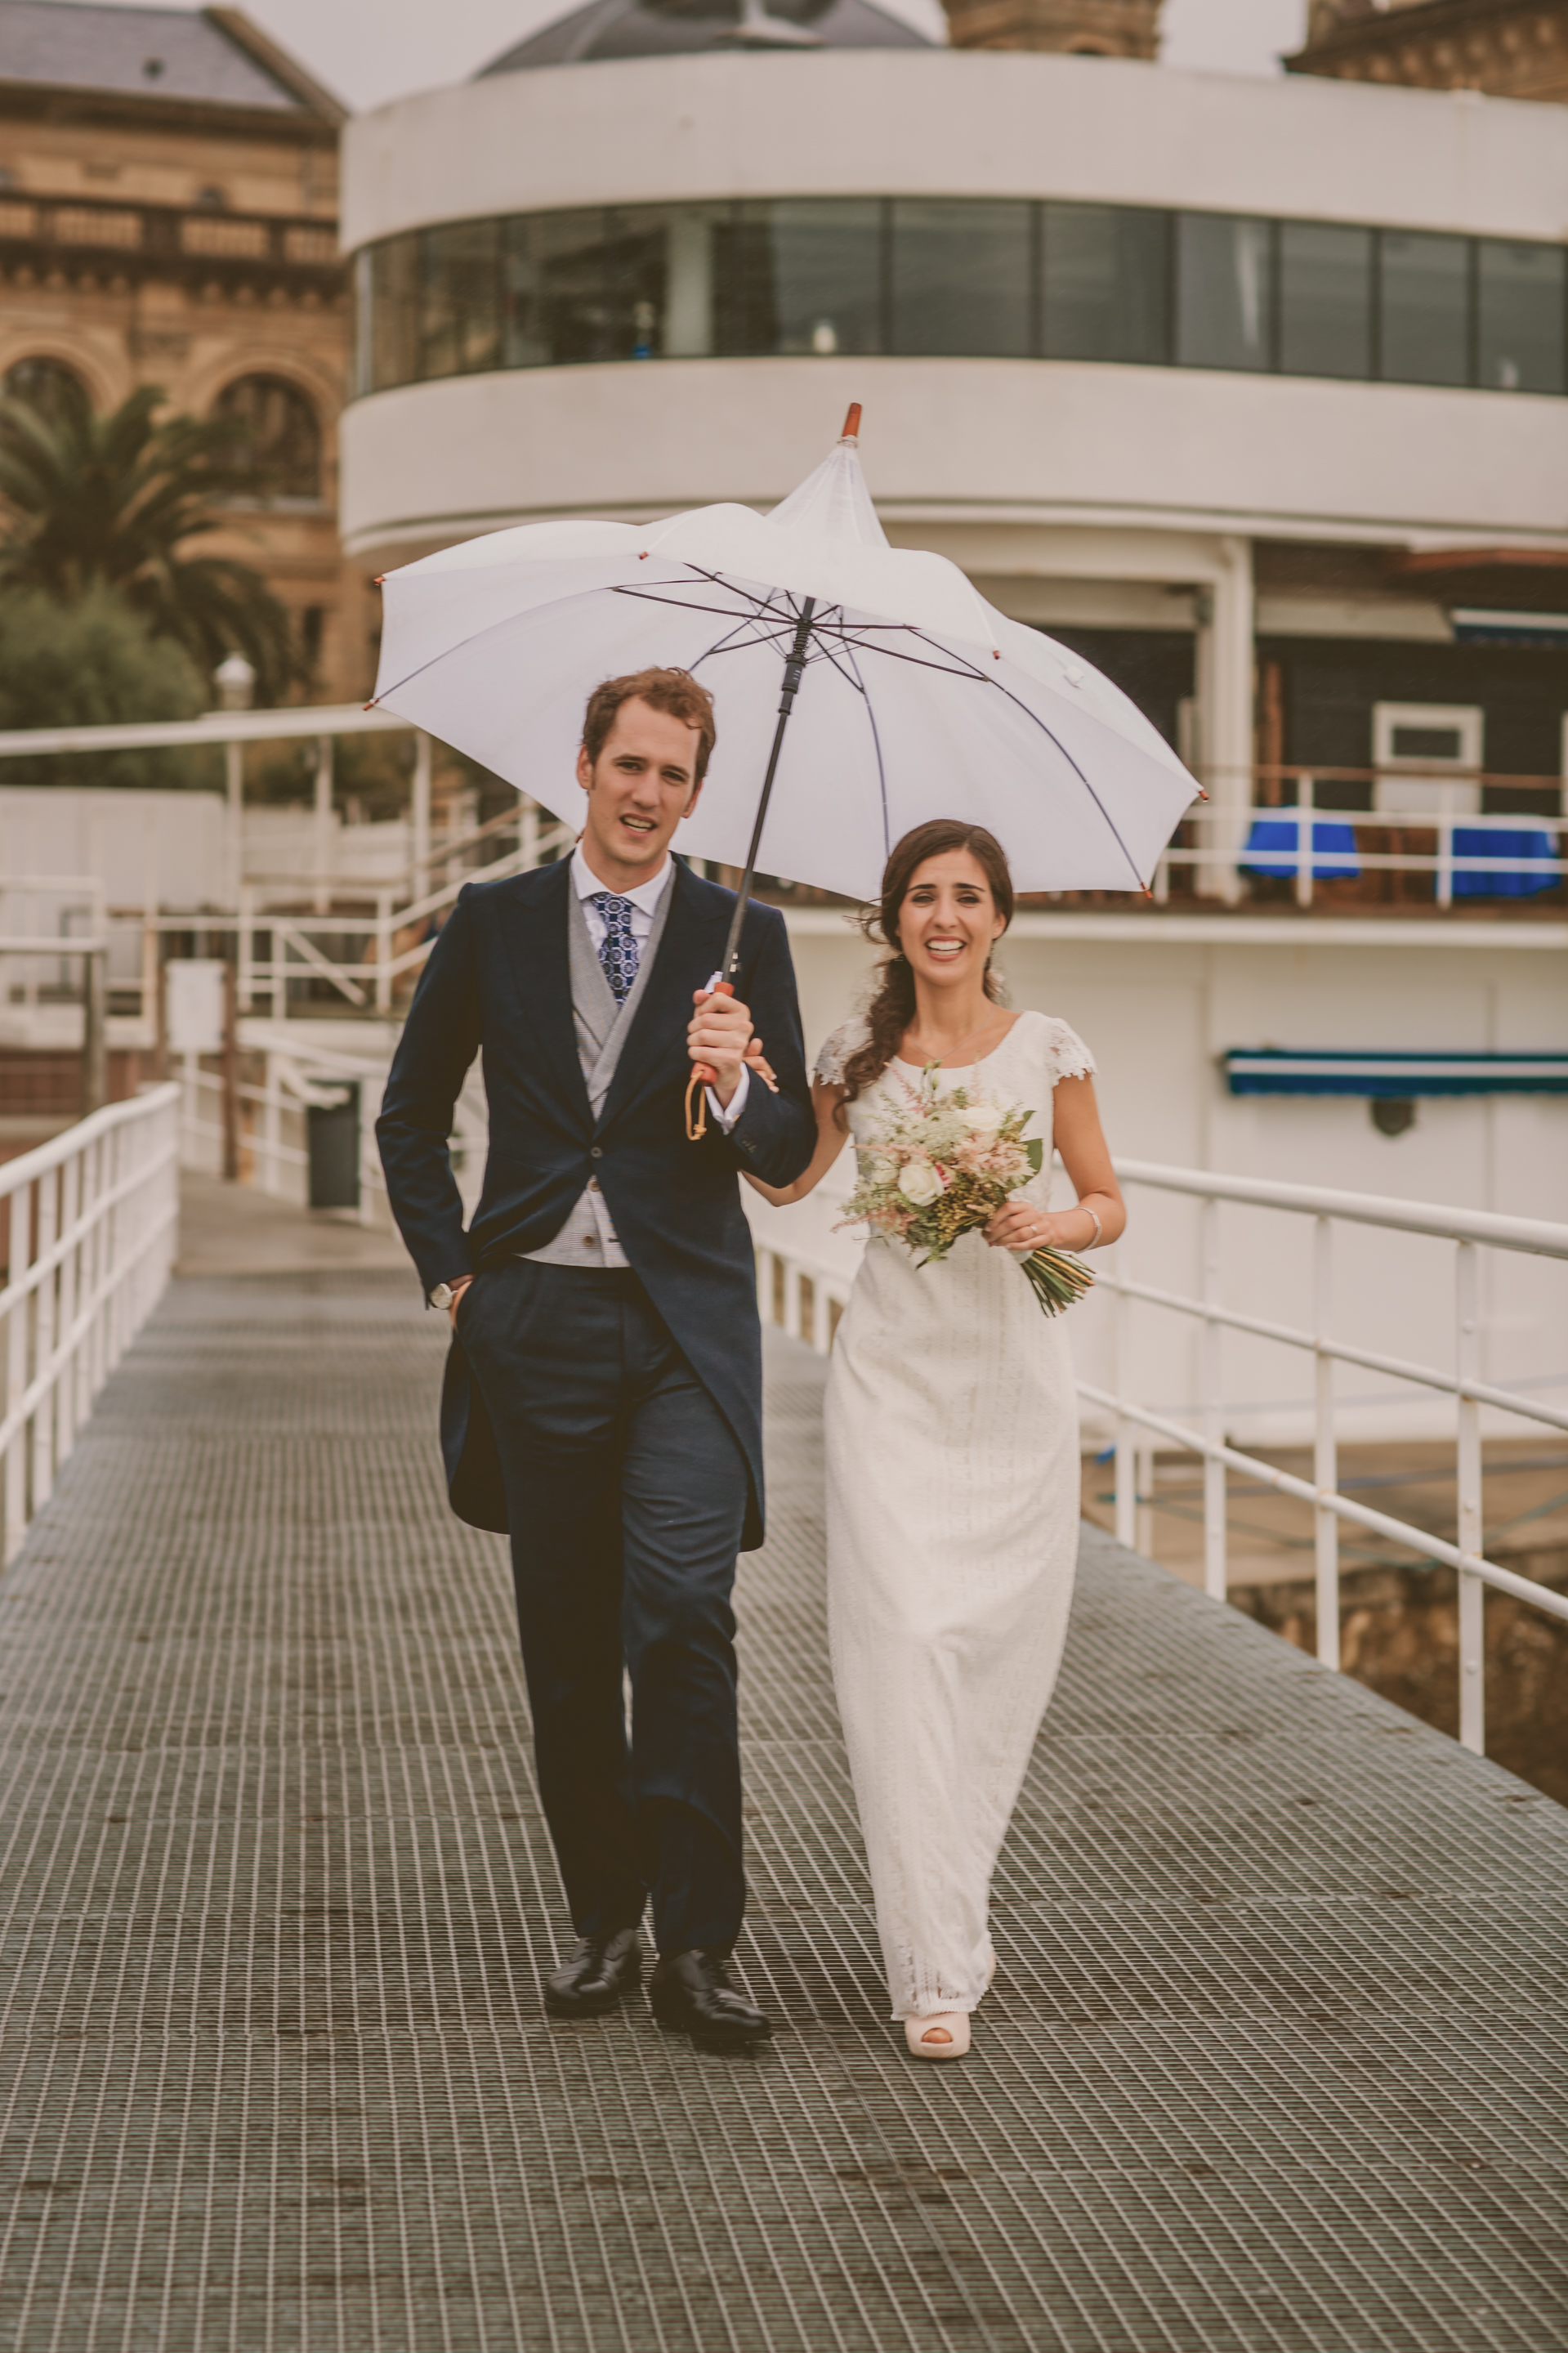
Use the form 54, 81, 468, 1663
891, 1010, 1030, 1076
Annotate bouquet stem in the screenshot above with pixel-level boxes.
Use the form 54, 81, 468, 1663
1020, 1246, 1094, 1318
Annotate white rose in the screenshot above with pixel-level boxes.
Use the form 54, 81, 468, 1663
898, 1158, 945, 1207
966, 1103, 1004, 1137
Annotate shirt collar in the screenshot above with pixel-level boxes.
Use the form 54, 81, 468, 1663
571, 840, 672, 918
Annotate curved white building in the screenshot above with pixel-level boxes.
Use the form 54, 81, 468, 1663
342, 34, 1568, 855
338, 29, 1566, 1429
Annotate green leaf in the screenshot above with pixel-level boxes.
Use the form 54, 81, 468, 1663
1024, 1138, 1045, 1174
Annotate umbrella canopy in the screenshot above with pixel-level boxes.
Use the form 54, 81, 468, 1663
372, 423, 1199, 902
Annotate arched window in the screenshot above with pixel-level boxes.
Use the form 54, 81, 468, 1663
213, 374, 323, 501
3, 356, 88, 419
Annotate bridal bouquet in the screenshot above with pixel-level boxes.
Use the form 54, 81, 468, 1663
836, 1065, 1093, 1317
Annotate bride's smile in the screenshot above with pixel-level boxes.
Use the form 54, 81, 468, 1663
900, 854, 1007, 997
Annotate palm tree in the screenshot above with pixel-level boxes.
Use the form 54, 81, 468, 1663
0, 380, 307, 702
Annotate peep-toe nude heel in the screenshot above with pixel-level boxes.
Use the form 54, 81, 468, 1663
905, 2011, 971, 2060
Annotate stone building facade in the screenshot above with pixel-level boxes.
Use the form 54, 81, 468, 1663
0, 2, 373, 703
940, 0, 1159, 56
1289, 0, 1568, 103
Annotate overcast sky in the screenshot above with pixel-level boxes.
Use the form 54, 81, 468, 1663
83, 0, 1309, 112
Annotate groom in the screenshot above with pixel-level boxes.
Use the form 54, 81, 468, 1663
377, 668, 816, 2050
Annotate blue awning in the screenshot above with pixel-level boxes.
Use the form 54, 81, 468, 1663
1223, 1049, 1568, 1098
1449, 607, 1568, 648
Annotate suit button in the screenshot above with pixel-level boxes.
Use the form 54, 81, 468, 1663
589, 1146, 603, 1159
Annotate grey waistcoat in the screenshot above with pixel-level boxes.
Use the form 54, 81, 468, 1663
521, 873, 674, 1270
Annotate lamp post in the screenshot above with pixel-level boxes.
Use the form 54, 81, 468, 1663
213, 651, 255, 912
212, 652, 254, 1176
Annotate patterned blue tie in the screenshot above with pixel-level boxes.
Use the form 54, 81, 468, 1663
590, 892, 640, 1004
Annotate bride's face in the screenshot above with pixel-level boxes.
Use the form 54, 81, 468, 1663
896, 850, 1006, 989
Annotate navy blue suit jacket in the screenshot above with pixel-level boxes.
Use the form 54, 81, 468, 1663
375, 856, 817, 1550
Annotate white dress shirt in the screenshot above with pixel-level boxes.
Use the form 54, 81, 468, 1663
571, 846, 749, 1130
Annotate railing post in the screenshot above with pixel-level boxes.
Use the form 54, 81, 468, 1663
1295, 773, 1315, 910
1201, 1194, 1226, 1599
1455, 1239, 1485, 1754
56, 1150, 80, 1464
4, 1174, 34, 1562
374, 889, 393, 1016
225, 736, 243, 909
262, 1052, 282, 1197
1436, 797, 1454, 911
1136, 1440, 1155, 1559
412, 730, 432, 891
1113, 1259, 1137, 1549
238, 885, 255, 1014
314, 736, 334, 918
81, 946, 107, 1115
1313, 1215, 1339, 1669
30, 1164, 58, 1514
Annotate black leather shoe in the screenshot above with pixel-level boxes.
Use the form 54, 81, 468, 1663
544, 1929, 642, 2018
650, 1949, 772, 2051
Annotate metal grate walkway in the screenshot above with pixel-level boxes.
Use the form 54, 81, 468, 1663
0, 1268, 1565, 2351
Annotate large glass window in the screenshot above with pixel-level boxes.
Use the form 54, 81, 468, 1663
353, 197, 1568, 400
714, 200, 882, 357
1379, 231, 1469, 386
1177, 213, 1274, 372
502, 209, 667, 367
212, 374, 322, 499
1041, 204, 1168, 364
369, 236, 418, 394
1478, 238, 1566, 394
889, 199, 1032, 357
1279, 221, 1372, 380
418, 221, 500, 380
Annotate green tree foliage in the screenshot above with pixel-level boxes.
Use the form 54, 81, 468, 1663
0, 583, 214, 789
0, 380, 306, 704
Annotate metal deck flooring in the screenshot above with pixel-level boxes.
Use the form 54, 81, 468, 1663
0, 1268, 1565, 2352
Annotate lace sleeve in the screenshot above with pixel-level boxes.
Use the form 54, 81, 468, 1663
814, 1016, 870, 1087
1046, 1018, 1096, 1084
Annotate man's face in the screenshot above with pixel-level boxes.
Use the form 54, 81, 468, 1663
576, 697, 704, 889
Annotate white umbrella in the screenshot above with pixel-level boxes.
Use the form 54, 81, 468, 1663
372, 407, 1199, 971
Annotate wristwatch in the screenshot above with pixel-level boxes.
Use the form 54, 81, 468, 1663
429, 1280, 468, 1311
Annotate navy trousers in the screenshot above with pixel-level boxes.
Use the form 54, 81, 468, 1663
456, 1259, 749, 1955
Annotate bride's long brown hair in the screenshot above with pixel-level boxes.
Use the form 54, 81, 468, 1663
840, 820, 1016, 1103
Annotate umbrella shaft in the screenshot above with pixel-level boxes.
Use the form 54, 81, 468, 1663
720, 597, 816, 985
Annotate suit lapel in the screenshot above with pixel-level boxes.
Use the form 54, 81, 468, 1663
502, 861, 592, 1133
596, 861, 726, 1134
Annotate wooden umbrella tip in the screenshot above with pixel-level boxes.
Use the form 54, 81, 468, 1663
840, 403, 862, 441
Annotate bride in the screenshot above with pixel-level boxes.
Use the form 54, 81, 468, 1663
748, 819, 1125, 2060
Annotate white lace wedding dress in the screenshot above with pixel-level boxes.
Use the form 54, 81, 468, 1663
815, 1009, 1092, 2022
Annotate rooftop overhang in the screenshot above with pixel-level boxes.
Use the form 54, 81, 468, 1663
343, 50, 1568, 252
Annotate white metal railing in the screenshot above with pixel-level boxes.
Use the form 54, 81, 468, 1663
0, 704, 575, 1025
1155, 772, 1564, 909
0, 1085, 180, 1565
748, 1161, 1568, 1762
172, 1026, 488, 1228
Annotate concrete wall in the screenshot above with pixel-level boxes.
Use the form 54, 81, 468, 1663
342, 53, 1568, 248
338, 356, 1568, 559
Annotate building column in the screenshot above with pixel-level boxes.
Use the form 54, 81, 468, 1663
1194, 535, 1255, 904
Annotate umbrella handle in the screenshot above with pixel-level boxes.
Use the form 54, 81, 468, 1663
685, 979, 735, 1141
